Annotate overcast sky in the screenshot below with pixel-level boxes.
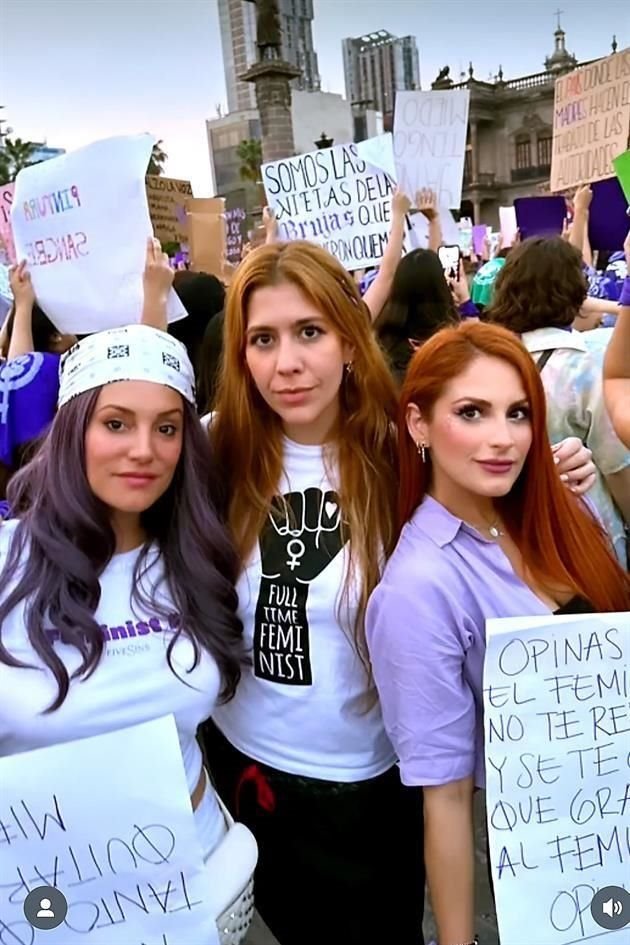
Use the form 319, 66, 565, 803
1, 0, 627, 193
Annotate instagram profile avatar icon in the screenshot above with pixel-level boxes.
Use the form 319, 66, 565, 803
23, 885, 68, 930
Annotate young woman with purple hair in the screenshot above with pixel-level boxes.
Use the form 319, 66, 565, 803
0, 241, 255, 944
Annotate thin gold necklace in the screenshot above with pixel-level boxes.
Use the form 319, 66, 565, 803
465, 516, 505, 539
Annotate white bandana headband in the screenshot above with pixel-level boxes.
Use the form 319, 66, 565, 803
58, 325, 196, 408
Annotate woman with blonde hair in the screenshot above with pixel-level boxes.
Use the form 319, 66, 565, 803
203, 240, 425, 945
366, 321, 629, 945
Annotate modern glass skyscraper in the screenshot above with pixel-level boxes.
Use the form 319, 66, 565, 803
343, 30, 420, 131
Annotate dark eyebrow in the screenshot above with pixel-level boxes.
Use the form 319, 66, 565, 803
452, 397, 529, 408
97, 405, 183, 418
246, 317, 326, 334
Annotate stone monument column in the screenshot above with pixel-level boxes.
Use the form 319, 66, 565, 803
241, 0, 301, 164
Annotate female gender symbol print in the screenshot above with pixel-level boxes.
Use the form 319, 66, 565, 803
0, 353, 46, 424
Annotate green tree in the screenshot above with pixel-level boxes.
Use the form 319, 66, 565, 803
147, 139, 167, 176
237, 139, 262, 185
0, 151, 10, 187
0, 137, 38, 184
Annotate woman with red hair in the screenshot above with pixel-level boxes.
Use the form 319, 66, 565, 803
365, 321, 629, 945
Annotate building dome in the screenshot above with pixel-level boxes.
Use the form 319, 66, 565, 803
545, 26, 577, 73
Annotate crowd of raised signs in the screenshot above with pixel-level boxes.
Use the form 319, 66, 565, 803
0, 170, 629, 945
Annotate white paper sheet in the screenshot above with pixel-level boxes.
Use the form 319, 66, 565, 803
393, 90, 470, 209
0, 716, 219, 945
11, 135, 186, 334
262, 139, 397, 270
484, 612, 630, 945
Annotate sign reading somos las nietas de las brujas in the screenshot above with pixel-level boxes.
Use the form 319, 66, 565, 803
262, 141, 396, 270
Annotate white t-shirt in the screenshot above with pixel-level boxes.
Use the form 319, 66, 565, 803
213, 437, 396, 782
0, 520, 225, 857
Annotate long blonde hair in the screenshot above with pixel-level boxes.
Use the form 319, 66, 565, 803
212, 241, 399, 666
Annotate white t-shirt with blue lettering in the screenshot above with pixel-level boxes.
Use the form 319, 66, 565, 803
0, 519, 225, 857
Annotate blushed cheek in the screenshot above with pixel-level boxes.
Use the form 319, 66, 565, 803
440, 416, 480, 454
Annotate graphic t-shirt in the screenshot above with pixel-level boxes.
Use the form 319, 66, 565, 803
213, 437, 396, 782
0, 520, 225, 857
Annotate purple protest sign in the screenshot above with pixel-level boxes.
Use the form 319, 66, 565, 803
514, 197, 566, 239
588, 177, 628, 252
473, 225, 487, 256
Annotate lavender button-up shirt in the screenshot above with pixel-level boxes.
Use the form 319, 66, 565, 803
366, 496, 556, 790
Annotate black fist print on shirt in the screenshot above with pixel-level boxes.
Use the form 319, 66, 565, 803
253, 488, 349, 685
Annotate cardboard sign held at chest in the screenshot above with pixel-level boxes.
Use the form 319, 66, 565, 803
484, 611, 630, 945
0, 715, 220, 944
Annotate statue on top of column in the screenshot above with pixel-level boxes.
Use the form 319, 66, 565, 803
244, 0, 282, 62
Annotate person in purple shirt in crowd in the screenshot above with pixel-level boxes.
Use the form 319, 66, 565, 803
366, 322, 629, 945
0, 262, 76, 515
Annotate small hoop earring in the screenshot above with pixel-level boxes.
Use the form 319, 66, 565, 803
345, 361, 354, 375
417, 442, 427, 463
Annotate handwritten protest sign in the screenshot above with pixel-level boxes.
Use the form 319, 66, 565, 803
10, 135, 186, 334
393, 90, 470, 209
146, 176, 193, 247
0, 183, 16, 266
0, 716, 219, 945
484, 612, 630, 945
225, 205, 246, 265
262, 138, 397, 269
551, 47, 630, 192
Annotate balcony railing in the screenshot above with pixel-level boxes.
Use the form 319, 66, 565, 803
511, 164, 551, 182
463, 171, 497, 188
504, 71, 553, 91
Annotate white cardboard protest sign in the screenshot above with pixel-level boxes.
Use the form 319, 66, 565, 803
499, 206, 518, 247
407, 206, 461, 251
10, 135, 186, 334
484, 612, 630, 945
393, 90, 470, 210
262, 139, 397, 270
355, 133, 398, 182
0, 716, 219, 945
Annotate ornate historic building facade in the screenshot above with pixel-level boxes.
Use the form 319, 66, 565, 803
433, 26, 619, 225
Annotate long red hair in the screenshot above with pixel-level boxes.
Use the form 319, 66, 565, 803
398, 321, 629, 612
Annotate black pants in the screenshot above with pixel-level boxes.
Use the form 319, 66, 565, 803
202, 721, 425, 945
